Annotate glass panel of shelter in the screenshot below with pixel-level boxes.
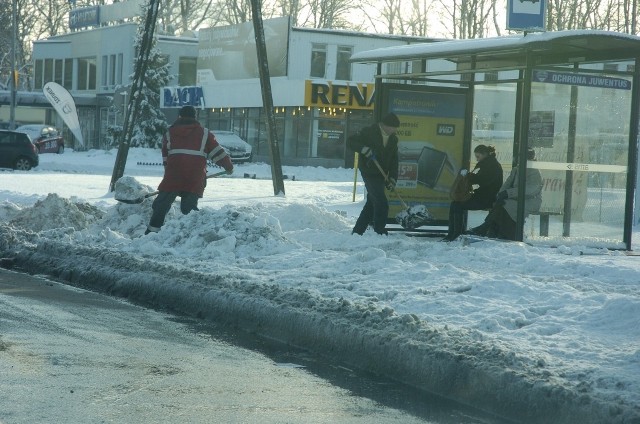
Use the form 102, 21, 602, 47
527, 66, 632, 247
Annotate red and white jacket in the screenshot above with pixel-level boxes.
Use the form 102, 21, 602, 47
158, 118, 233, 196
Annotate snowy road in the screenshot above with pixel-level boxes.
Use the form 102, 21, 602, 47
0, 269, 502, 424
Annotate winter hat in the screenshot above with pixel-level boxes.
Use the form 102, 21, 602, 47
179, 105, 197, 118
381, 112, 400, 128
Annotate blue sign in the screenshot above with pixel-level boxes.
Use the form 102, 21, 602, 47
69, 6, 100, 30
507, 0, 546, 31
533, 70, 632, 90
162, 86, 205, 108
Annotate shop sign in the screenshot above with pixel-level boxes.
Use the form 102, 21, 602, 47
161, 86, 205, 108
304, 81, 374, 110
69, 6, 100, 30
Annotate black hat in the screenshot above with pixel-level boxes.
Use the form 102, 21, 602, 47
179, 105, 197, 118
381, 113, 400, 128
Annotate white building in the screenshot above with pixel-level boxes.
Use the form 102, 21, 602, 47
30, 23, 198, 148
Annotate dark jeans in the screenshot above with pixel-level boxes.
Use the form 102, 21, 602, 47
353, 175, 389, 235
147, 191, 199, 233
447, 197, 492, 239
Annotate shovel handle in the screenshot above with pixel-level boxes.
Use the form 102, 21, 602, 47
370, 158, 409, 210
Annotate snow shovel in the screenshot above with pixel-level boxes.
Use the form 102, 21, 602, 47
370, 158, 433, 230
115, 170, 228, 204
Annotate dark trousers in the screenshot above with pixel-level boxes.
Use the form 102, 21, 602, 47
147, 191, 199, 233
447, 197, 492, 238
353, 175, 389, 235
484, 206, 517, 240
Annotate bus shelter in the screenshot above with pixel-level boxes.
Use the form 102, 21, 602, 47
351, 30, 640, 250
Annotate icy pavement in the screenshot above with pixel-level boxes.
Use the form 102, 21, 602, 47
0, 149, 639, 423
2, 269, 504, 424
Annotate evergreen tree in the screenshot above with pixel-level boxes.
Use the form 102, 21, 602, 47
129, 29, 173, 148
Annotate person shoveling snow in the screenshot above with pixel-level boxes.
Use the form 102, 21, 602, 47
348, 113, 432, 234
143, 106, 234, 235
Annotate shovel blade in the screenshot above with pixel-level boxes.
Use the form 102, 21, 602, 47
395, 205, 433, 230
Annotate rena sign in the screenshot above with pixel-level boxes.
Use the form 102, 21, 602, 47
507, 0, 547, 32
304, 81, 375, 110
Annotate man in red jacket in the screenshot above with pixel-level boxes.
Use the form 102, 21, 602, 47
146, 106, 233, 234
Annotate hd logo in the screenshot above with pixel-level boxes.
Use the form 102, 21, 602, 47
437, 124, 456, 136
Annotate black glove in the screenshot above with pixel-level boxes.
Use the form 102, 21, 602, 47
385, 177, 397, 191
361, 147, 374, 159
496, 191, 508, 201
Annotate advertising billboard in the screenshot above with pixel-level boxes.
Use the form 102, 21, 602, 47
197, 16, 290, 83
380, 85, 469, 223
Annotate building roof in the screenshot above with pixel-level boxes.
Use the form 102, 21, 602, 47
292, 26, 440, 44
351, 30, 640, 66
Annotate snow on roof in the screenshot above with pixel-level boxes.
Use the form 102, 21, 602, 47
351, 30, 640, 63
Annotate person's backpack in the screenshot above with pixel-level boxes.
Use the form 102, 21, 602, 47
450, 173, 473, 202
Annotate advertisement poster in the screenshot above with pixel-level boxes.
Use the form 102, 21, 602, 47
382, 86, 468, 223
197, 16, 289, 83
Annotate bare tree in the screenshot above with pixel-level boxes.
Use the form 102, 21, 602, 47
438, 0, 493, 39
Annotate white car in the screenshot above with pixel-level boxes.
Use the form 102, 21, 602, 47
214, 131, 253, 163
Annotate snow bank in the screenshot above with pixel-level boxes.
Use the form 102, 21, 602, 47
1, 189, 639, 423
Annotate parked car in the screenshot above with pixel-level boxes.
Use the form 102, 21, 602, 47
0, 130, 39, 170
16, 124, 65, 154
214, 131, 253, 163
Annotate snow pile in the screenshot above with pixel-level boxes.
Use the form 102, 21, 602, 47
113, 175, 155, 202
128, 205, 296, 261
9, 194, 104, 232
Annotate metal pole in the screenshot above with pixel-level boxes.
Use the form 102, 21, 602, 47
515, 54, 533, 242
109, 0, 161, 192
623, 56, 640, 250
9, 0, 17, 130
249, 1, 285, 196
633, 0, 638, 35
562, 64, 580, 237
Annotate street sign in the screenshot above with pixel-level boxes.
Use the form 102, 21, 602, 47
507, 0, 547, 32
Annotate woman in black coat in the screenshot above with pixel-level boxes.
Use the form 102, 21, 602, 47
443, 145, 503, 241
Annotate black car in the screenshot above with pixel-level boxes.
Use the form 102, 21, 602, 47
0, 130, 39, 170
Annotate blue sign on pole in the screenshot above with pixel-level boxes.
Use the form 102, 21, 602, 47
69, 6, 100, 30
507, 0, 546, 32
162, 86, 205, 108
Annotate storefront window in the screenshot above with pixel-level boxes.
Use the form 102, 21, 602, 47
335, 46, 353, 81
64, 59, 73, 90
179, 57, 197, 86
34, 60, 43, 90
310, 44, 327, 78
78, 57, 97, 91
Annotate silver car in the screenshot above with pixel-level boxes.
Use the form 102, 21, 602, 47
214, 131, 253, 163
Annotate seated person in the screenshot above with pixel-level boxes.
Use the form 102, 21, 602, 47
443, 145, 503, 241
469, 148, 543, 240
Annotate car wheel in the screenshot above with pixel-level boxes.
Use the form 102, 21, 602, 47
14, 157, 32, 171
57, 145, 65, 154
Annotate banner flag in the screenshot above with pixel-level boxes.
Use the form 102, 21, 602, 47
43, 82, 84, 147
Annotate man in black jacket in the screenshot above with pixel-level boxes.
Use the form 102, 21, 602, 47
348, 113, 401, 235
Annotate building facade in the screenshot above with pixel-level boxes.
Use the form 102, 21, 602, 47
31, 23, 198, 149
184, 21, 436, 166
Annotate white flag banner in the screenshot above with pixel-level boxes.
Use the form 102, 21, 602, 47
43, 82, 84, 147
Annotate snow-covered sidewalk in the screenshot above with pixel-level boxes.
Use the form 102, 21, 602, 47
1, 149, 639, 423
